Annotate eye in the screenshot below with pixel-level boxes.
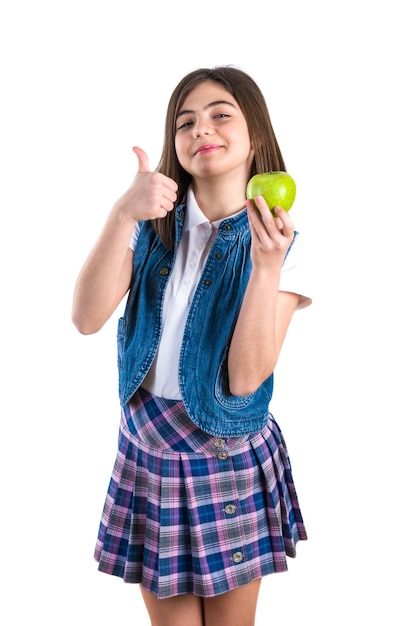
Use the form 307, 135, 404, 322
176, 120, 193, 131
214, 113, 230, 120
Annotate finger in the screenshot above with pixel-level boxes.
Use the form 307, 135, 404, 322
246, 199, 265, 241
273, 206, 294, 225
253, 195, 277, 223
132, 146, 150, 173
272, 206, 294, 235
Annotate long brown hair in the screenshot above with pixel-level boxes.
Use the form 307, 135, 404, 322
153, 66, 287, 249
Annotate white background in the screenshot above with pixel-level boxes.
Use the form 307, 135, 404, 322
1, 1, 416, 624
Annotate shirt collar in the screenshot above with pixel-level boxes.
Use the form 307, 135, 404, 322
184, 187, 210, 231
184, 186, 246, 232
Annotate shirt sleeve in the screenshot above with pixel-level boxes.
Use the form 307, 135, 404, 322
279, 232, 313, 310
129, 223, 140, 251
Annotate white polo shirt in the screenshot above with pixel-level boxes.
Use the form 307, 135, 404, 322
129, 187, 312, 399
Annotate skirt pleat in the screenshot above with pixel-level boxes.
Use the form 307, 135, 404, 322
94, 387, 307, 598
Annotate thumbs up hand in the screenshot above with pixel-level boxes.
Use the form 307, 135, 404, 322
116, 146, 178, 221
133, 146, 152, 173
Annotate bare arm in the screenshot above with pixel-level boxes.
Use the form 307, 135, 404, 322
71, 147, 178, 334
227, 199, 300, 396
71, 212, 136, 335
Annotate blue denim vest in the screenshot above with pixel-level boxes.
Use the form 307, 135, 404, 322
117, 204, 295, 437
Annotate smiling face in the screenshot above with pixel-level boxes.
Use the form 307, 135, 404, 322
174, 80, 254, 184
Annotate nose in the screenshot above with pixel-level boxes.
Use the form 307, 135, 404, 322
192, 121, 211, 138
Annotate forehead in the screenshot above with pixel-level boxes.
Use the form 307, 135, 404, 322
180, 80, 238, 110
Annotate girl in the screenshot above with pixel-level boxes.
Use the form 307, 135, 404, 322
72, 66, 312, 626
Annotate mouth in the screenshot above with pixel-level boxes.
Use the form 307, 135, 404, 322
194, 144, 222, 156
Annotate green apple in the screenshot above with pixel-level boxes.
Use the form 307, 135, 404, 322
246, 171, 296, 213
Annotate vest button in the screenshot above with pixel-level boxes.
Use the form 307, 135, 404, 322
204, 279, 212, 286
224, 224, 232, 231
215, 253, 222, 259
232, 551, 243, 563
224, 504, 236, 515
159, 267, 170, 276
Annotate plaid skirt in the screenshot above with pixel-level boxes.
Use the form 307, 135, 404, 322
94, 387, 307, 598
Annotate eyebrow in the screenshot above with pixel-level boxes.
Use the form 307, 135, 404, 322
176, 100, 237, 119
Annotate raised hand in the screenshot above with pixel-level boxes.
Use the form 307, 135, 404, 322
246, 195, 295, 270
116, 146, 178, 221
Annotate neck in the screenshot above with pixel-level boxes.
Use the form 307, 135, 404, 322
192, 175, 247, 223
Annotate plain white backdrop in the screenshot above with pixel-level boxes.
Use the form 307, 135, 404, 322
1, 1, 416, 624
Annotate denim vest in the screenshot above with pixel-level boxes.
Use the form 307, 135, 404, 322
117, 204, 295, 437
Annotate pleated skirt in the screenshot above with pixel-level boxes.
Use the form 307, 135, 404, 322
94, 387, 307, 598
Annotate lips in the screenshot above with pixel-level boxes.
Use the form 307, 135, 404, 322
195, 144, 222, 155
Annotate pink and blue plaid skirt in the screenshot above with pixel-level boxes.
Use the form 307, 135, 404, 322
94, 387, 307, 598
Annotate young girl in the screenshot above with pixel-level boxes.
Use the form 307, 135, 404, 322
72, 66, 312, 626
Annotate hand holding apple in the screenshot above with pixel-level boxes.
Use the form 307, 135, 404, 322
246, 171, 296, 213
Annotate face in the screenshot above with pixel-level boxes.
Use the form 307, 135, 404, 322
174, 80, 254, 183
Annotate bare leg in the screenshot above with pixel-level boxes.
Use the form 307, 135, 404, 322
140, 586, 204, 626
140, 578, 261, 626
203, 579, 262, 626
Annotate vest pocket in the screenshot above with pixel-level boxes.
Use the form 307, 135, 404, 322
214, 346, 255, 409
117, 316, 126, 371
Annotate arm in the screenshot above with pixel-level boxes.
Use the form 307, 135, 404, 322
227, 198, 300, 396
71, 147, 178, 335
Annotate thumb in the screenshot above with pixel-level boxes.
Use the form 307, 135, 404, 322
132, 146, 150, 172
